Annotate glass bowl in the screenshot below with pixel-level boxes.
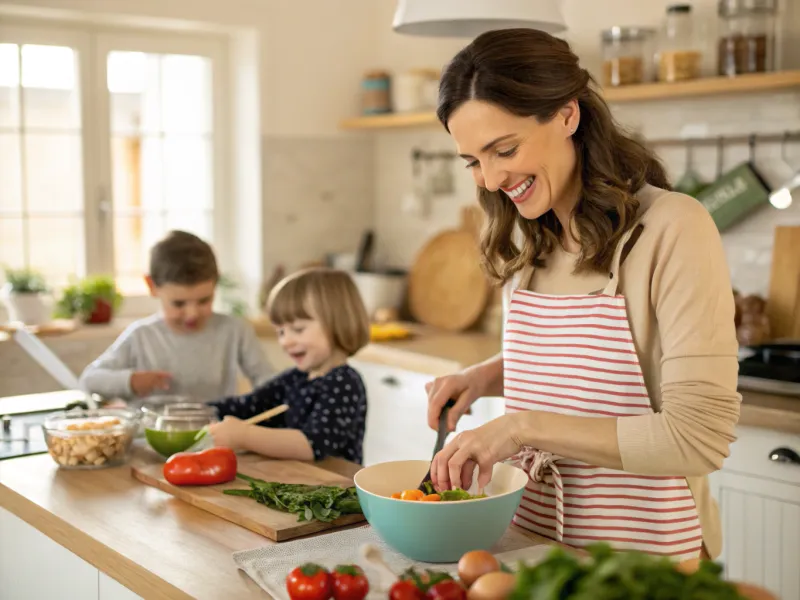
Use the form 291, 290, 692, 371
141, 403, 218, 458
43, 408, 139, 469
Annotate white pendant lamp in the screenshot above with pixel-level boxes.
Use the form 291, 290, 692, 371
392, 0, 567, 38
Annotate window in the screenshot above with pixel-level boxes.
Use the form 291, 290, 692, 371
0, 41, 85, 288
0, 24, 227, 301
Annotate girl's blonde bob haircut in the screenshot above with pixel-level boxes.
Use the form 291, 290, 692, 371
266, 267, 370, 357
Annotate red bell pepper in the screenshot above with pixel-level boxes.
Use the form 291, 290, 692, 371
163, 447, 238, 486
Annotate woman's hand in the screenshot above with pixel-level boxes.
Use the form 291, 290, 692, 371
426, 366, 492, 432
431, 413, 525, 492
208, 416, 251, 451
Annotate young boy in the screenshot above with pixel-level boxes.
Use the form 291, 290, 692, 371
79, 230, 273, 402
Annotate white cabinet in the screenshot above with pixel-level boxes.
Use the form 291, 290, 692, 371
0, 507, 98, 600
710, 426, 800, 599
99, 573, 144, 600
0, 507, 143, 600
351, 360, 507, 467
351, 360, 437, 466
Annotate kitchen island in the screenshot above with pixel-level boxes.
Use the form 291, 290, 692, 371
0, 443, 555, 600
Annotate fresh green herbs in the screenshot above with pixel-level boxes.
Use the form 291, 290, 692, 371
223, 474, 362, 523
508, 543, 747, 600
422, 480, 487, 501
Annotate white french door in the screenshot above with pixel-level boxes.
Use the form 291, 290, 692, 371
93, 32, 227, 297
0, 25, 92, 288
0, 21, 228, 303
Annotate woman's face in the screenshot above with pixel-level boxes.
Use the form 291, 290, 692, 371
447, 99, 580, 221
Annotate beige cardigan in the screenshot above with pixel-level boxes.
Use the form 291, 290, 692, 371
503, 184, 741, 559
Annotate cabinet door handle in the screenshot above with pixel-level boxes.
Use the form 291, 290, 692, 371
768, 447, 800, 465
381, 375, 400, 387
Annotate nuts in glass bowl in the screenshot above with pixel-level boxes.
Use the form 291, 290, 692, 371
43, 409, 138, 469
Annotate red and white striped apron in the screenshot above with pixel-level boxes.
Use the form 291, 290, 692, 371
504, 226, 703, 562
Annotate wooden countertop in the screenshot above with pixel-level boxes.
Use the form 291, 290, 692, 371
0, 443, 555, 600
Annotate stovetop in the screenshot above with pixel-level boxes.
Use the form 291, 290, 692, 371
0, 411, 51, 461
738, 343, 800, 397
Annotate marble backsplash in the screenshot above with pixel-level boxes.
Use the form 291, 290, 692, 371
261, 136, 375, 278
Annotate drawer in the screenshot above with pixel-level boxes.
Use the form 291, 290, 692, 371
722, 425, 800, 486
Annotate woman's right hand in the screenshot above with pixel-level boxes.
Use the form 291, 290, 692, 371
426, 367, 485, 432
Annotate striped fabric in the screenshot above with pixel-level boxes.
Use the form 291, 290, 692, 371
504, 290, 703, 562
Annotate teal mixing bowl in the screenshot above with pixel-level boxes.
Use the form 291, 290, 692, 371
354, 459, 528, 563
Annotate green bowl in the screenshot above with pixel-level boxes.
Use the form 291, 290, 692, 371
354, 459, 528, 563
144, 428, 201, 457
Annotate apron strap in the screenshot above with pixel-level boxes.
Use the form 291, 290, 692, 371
602, 222, 642, 296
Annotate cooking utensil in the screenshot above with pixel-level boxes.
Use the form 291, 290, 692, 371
417, 398, 455, 491
359, 543, 397, 591
13, 328, 97, 409
354, 459, 527, 562
185, 403, 290, 453
408, 206, 490, 331
354, 230, 374, 272
673, 140, 706, 197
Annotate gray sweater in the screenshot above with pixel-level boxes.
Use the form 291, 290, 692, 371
78, 313, 273, 402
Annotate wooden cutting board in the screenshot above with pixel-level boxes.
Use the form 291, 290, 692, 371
131, 454, 365, 542
408, 205, 490, 331
766, 225, 800, 339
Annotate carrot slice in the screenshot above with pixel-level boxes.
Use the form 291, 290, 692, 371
421, 493, 441, 502
400, 489, 424, 501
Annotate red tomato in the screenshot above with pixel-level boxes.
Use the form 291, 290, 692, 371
331, 565, 369, 600
390, 580, 424, 600
163, 447, 238, 486
426, 580, 466, 600
286, 563, 332, 600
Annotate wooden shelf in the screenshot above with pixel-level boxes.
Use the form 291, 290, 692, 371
603, 69, 800, 103
339, 70, 800, 131
339, 110, 440, 130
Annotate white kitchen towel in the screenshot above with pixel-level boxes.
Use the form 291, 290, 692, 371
232, 525, 553, 600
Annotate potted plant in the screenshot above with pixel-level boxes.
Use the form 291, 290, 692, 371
0, 267, 50, 325
54, 275, 123, 325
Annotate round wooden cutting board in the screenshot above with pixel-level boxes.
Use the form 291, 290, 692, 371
408, 206, 490, 331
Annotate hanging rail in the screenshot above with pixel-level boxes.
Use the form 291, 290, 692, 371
645, 130, 800, 147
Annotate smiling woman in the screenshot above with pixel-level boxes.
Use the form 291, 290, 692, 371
425, 29, 741, 568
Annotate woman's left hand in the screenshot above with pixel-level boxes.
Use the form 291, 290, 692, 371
432, 413, 525, 492
208, 416, 250, 451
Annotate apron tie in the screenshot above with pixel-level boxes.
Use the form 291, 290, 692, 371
510, 447, 565, 542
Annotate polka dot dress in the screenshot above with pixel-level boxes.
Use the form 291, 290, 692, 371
209, 365, 367, 464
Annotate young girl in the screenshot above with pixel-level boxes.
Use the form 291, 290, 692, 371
207, 267, 370, 463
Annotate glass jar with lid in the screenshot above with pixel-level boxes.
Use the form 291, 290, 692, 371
657, 4, 703, 82
601, 27, 656, 87
717, 0, 776, 76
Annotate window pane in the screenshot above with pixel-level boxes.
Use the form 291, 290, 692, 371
0, 44, 20, 128
164, 137, 212, 211
28, 217, 84, 285
25, 134, 83, 212
22, 45, 80, 130
162, 54, 211, 134
111, 135, 163, 213
0, 133, 22, 213
165, 210, 212, 240
108, 51, 160, 134
113, 213, 164, 295
0, 217, 25, 269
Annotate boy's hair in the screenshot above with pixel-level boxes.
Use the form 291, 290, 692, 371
267, 267, 370, 357
149, 230, 219, 287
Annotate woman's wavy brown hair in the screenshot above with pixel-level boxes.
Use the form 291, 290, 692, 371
437, 29, 670, 285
